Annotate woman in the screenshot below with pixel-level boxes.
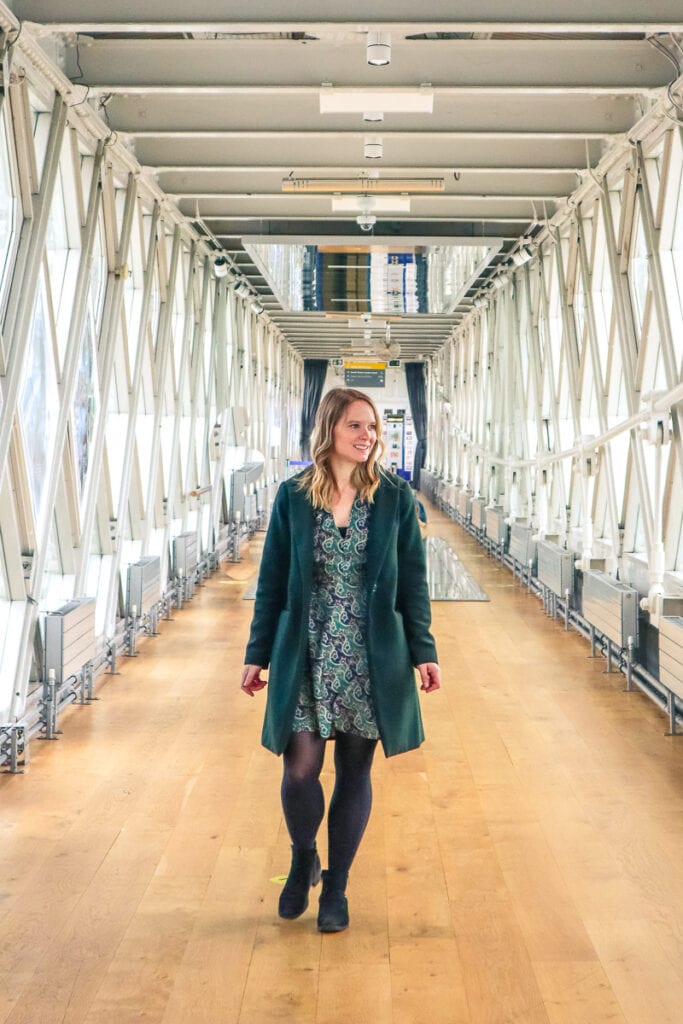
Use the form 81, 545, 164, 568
241, 387, 440, 933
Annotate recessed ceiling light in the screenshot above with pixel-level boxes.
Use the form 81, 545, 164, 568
331, 196, 410, 213
319, 89, 433, 115
364, 136, 383, 160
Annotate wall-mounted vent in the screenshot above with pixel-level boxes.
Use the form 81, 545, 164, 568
659, 616, 683, 700
537, 541, 574, 599
470, 497, 486, 530
582, 570, 639, 648
127, 556, 161, 618
173, 532, 199, 579
485, 507, 508, 547
44, 598, 96, 685
458, 491, 471, 519
509, 523, 536, 568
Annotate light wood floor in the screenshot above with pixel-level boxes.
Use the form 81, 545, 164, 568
3, 503, 683, 1024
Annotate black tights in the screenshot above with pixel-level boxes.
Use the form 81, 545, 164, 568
281, 731, 378, 874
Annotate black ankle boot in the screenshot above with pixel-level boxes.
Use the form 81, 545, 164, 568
317, 868, 349, 932
278, 845, 322, 919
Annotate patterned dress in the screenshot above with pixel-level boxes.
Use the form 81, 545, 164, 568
292, 496, 380, 740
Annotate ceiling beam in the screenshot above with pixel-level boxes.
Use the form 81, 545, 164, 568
19, 3, 683, 32
122, 129, 622, 140
62, 37, 672, 90
176, 191, 564, 201
84, 84, 659, 97
152, 165, 583, 174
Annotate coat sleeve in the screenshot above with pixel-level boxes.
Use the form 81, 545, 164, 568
395, 481, 439, 666
243, 482, 292, 668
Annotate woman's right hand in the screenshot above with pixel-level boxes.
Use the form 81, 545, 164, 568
240, 664, 267, 697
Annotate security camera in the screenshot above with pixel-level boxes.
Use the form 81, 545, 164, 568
356, 213, 376, 231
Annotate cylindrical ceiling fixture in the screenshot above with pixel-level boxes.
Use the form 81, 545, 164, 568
364, 135, 383, 160
367, 31, 391, 66
363, 111, 384, 123
214, 255, 229, 279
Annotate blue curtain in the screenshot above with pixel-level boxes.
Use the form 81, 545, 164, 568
404, 362, 428, 488
300, 359, 328, 460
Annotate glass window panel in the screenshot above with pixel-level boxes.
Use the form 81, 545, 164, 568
0, 107, 19, 307
0, 528, 9, 603
628, 205, 649, 338
123, 265, 144, 370
39, 513, 71, 611
86, 553, 114, 635
105, 414, 128, 501
160, 415, 174, 488
179, 419, 192, 492
136, 416, 154, 488
44, 167, 69, 356
73, 316, 99, 498
674, 509, 683, 571
91, 213, 108, 336
20, 278, 60, 527
31, 106, 52, 183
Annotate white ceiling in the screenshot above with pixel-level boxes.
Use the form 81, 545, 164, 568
13, 1, 683, 358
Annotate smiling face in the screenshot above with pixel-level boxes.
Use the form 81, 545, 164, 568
331, 400, 379, 468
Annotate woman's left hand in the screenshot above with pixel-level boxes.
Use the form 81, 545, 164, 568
416, 662, 441, 693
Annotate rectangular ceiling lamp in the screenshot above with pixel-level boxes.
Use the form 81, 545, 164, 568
331, 196, 411, 213
283, 177, 444, 193
319, 89, 434, 115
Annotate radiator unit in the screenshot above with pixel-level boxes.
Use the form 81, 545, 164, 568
537, 540, 574, 598
173, 531, 198, 578
485, 507, 508, 547
471, 497, 486, 529
582, 570, 639, 648
458, 491, 471, 519
126, 556, 161, 618
229, 461, 264, 519
44, 598, 96, 685
659, 616, 683, 700
509, 523, 537, 568
419, 471, 436, 503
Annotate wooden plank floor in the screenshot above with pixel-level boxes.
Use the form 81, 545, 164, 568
2, 502, 683, 1024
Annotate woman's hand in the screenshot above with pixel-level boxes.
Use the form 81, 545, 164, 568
241, 664, 267, 696
416, 662, 441, 693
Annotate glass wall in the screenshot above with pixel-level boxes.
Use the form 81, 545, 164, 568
428, 122, 683, 589
0, 61, 302, 721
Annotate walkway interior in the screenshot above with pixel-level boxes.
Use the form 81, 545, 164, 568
2, 503, 683, 1024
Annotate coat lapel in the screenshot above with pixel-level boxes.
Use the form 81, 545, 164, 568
288, 483, 315, 588
366, 477, 399, 591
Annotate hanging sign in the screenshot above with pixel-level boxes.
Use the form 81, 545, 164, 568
344, 361, 386, 387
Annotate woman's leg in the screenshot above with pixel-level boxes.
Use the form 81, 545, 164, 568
278, 731, 327, 919
318, 732, 378, 932
327, 732, 378, 873
281, 730, 326, 849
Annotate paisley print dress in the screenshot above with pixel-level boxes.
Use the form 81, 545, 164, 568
292, 496, 380, 739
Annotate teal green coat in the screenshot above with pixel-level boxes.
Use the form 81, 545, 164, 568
244, 470, 438, 757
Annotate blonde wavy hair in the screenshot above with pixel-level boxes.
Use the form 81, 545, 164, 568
298, 387, 386, 508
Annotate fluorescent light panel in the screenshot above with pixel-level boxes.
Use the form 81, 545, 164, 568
331, 196, 411, 213
320, 89, 434, 115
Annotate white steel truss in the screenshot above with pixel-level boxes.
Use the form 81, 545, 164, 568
427, 117, 683, 618
0, 30, 302, 723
